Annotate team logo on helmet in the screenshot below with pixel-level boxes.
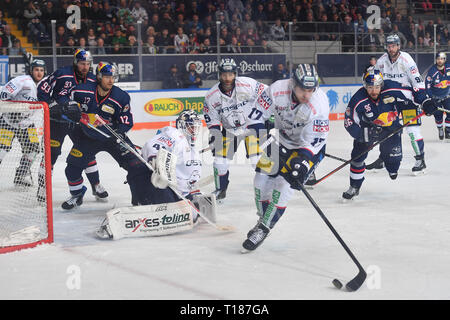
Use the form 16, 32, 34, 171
218, 58, 238, 74
96, 61, 118, 82
386, 34, 401, 46
293, 64, 319, 89
363, 68, 384, 88
436, 52, 447, 61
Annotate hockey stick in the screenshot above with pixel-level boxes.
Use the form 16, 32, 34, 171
325, 153, 346, 163
94, 115, 234, 232
298, 183, 366, 291
438, 107, 450, 113
313, 111, 426, 186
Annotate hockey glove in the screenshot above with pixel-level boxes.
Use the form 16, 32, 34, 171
422, 98, 437, 116
283, 156, 311, 190
361, 125, 383, 144
62, 101, 82, 123
49, 102, 63, 120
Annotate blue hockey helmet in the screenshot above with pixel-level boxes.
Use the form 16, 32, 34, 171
176, 110, 202, 146
96, 61, 118, 82
73, 48, 93, 66
293, 64, 319, 89
218, 58, 238, 75
363, 68, 384, 89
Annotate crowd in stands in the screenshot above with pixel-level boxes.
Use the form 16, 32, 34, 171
0, 0, 449, 55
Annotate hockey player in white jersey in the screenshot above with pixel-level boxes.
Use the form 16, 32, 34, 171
242, 64, 330, 252
203, 58, 269, 201
371, 34, 428, 173
96, 110, 216, 240
0, 59, 46, 186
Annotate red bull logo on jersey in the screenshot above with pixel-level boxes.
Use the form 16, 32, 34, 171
373, 111, 398, 127
434, 80, 448, 89
144, 98, 184, 116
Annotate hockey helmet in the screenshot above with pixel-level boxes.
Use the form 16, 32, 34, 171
363, 68, 384, 89
176, 110, 202, 146
96, 61, 118, 82
30, 59, 46, 74
218, 58, 238, 75
73, 48, 93, 67
292, 64, 319, 90
436, 51, 447, 61
386, 34, 401, 46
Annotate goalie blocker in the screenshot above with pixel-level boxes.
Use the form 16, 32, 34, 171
96, 193, 217, 239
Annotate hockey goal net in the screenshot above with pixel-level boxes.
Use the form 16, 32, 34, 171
0, 101, 53, 253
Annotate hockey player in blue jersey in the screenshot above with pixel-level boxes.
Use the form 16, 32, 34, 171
425, 52, 450, 140
36, 48, 108, 202
342, 68, 437, 200
59, 61, 148, 210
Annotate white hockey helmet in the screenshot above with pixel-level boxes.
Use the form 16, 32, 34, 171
292, 64, 319, 90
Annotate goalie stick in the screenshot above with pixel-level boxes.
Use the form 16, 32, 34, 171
312, 111, 426, 186
298, 183, 366, 291
93, 114, 233, 232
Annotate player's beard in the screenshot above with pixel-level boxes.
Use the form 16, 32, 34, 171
388, 47, 400, 61
436, 60, 445, 70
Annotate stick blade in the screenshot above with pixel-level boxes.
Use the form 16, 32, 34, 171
345, 269, 367, 292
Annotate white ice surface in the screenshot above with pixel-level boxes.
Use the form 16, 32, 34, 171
1, 117, 449, 300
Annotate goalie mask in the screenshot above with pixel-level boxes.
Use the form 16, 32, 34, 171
176, 110, 202, 146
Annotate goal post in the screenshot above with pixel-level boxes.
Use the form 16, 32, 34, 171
0, 101, 53, 254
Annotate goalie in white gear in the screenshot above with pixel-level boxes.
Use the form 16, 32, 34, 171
203, 58, 270, 201
0, 59, 46, 187
371, 34, 428, 173
242, 64, 330, 252
97, 110, 215, 239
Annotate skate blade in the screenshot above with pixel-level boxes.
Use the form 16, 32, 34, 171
240, 247, 253, 254
95, 196, 109, 202
412, 170, 426, 176
341, 197, 357, 203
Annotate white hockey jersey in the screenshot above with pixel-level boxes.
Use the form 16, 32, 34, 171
0, 75, 40, 129
255, 79, 330, 154
141, 126, 202, 196
203, 76, 269, 136
376, 51, 425, 90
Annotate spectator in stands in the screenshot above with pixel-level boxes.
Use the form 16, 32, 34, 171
111, 42, 125, 54
126, 35, 138, 54
40, 1, 59, 32
265, 2, 278, 21
199, 37, 215, 53
149, 13, 162, 34
187, 14, 203, 34
419, 0, 433, 13
259, 37, 272, 53
216, 12, 229, 31
160, 11, 175, 35
220, 27, 232, 46
252, 4, 267, 22
241, 13, 257, 34
255, 19, 270, 40
227, 35, 242, 53
272, 63, 289, 82
230, 13, 241, 32
8, 38, 26, 56
441, 28, 450, 44
1, 24, 17, 55
200, 27, 214, 45
341, 14, 355, 52
364, 28, 381, 52
87, 28, 98, 50
183, 62, 202, 89
174, 26, 189, 53
131, 1, 148, 24
144, 35, 158, 54
270, 18, 286, 41
156, 28, 174, 53
227, 0, 244, 15
103, 1, 116, 20
96, 37, 107, 55
391, 24, 408, 47
163, 64, 183, 89
202, 14, 215, 32
188, 33, 200, 53
23, 1, 42, 33
78, 37, 87, 49
63, 36, 76, 55
425, 20, 435, 37
112, 29, 127, 47
424, 32, 432, 47
88, 1, 107, 23
317, 13, 332, 41
28, 17, 47, 44
215, 3, 230, 24
279, 3, 291, 21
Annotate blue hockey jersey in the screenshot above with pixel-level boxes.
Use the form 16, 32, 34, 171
65, 82, 133, 141
37, 65, 96, 104
344, 80, 428, 140
425, 63, 450, 99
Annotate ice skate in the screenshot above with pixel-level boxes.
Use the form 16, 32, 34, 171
92, 183, 108, 201
366, 157, 384, 171
389, 172, 398, 180
412, 155, 426, 175
304, 171, 317, 188
213, 188, 227, 203
241, 222, 270, 253
342, 186, 360, 202
62, 186, 87, 210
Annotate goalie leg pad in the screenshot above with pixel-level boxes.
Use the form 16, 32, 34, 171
98, 200, 195, 240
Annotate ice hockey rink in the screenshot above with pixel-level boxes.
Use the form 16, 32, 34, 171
1, 116, 449, 300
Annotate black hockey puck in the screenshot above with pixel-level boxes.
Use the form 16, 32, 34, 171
332, 279, 343, 289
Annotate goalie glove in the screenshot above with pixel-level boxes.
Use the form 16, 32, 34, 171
150, 148, 178, 189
